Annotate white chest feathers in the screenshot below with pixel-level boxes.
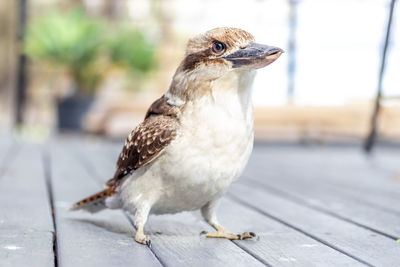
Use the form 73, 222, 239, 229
154, 70, 255, 211
176, 88, 255, 184
120, 70, 256, 214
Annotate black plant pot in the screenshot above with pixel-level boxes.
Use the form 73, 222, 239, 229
57, 95, 94, 132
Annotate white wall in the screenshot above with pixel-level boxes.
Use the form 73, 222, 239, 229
172, 0, 399, 106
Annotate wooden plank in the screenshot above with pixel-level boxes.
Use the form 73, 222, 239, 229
243, 170, 400, 238
249, 145, 400, 213
0, 230, 53, 267
49, 140, 162, 267
228, 182, 400, 266
78, 140, 267, 267
0, 143, 54, 267
0, 134, 16, 177
245, 146, 400, 237
132, 212, 266, 267
217, 197, 364, 266
0, 133, 14, 179
0, 144, 53, 231
308, 177, 400, 216
373, 147, 400, 173
0, 135, 12, 156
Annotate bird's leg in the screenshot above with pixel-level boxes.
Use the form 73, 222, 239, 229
134, 204, 151, 246
200, 199, 257, 240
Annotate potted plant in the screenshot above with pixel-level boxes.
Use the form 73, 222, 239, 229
25, 9, 104, 131
26, 8, 158, 132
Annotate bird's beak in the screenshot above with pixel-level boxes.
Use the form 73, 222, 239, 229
223, 42, 284, 69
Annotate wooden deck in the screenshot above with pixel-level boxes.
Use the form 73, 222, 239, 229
1, 134, 400, 266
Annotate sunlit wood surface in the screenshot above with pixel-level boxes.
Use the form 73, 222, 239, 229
1, 134, 400, 267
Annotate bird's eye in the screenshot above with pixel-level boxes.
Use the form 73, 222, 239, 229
212, 41, 226, 55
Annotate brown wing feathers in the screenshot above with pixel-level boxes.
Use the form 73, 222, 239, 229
71, 95, 179, 211
145, 95, 179, 119
112, 95, 178, 184
114, 114, 178, 181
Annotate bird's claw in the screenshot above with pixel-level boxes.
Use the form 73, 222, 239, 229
237, 231, 258, 240
200, 230, 258, 240
135, 233, 151, 246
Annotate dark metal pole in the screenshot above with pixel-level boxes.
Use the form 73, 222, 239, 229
287, 0, 298, 104
364, 0, 397, 153
14, 0, 28, 125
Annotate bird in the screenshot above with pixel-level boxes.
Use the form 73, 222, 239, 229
71, 27, 283, 246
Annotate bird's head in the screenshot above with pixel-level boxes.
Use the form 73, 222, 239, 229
167, 27, 283, 104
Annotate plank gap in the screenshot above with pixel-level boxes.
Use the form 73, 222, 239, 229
226, 193, 373, 267
315, 180, 400, 216
42, 147, 59, 267
244, 177, 399, 241
71, 148, 107, 185
231, 241, 273, 267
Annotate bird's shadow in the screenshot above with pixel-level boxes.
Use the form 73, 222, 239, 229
69, 216, 209, 237
70, 218, 135, 237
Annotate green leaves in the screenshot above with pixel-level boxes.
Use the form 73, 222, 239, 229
25, 8, 157, 93
25, 9, 102, 68
108, 27, 157, 73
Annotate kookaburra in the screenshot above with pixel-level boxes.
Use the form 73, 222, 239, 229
72, 27, 283, 246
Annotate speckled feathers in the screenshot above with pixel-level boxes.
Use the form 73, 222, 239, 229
109, 96, 179, 186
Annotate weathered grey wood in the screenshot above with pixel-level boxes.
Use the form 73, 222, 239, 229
0, 144, 53, 231
138, 212, 266, 267
243, 170, 400, 238
373, 147, 400, 173
249, 146, 400, 213
0, 134, 16, 177
229, 182, 400, 266
0, 135, 13, 181
0, 229, 53, 267
78, 140, 267, 267
0, 136, 12, 158
246, 146, 400, 236
0, 143, 54, 267
217, 197, 364, 266
49, 140, 162, 267
307, 178, 400, 216
4, 133, 400, 267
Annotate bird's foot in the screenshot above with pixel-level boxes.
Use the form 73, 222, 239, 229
135, 233, 152, 247
200, 230, 257, 240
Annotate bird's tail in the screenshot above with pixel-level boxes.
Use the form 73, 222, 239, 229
70, 186, 115, 213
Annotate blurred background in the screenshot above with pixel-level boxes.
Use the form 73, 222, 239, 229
0, 0, 399, 148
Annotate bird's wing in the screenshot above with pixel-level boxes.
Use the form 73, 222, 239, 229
106, 96, 179, 187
